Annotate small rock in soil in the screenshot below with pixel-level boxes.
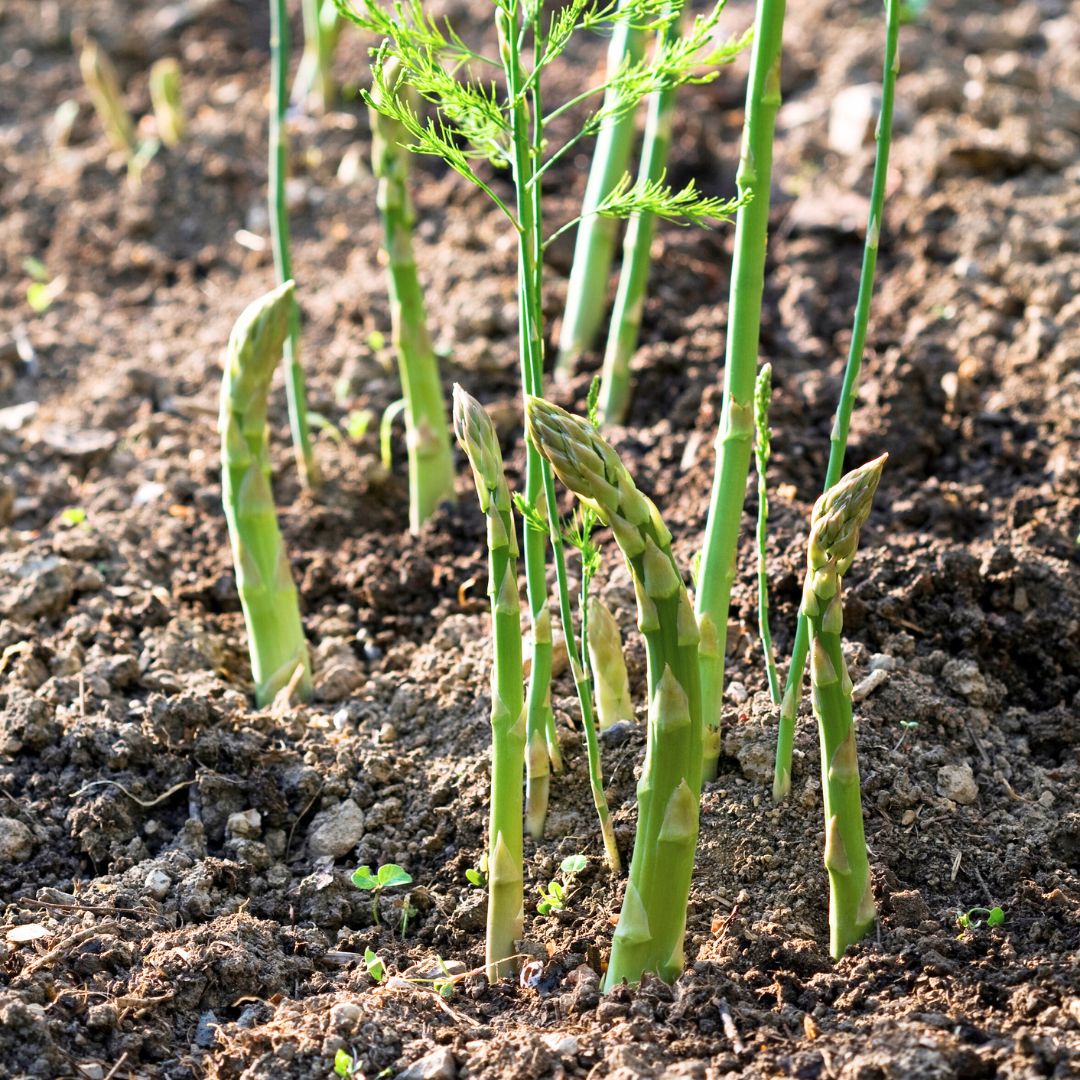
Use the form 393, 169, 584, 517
600, 719, 636, 746
941, 659, 988, 704
308, 799, 366, 858
937, 764, 979, 805
0, 817, 34, 862
396, 1047, 457, 1080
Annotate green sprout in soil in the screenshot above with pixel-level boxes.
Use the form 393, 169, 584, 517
753, 363, 780, 705
893, 719, 919, 752
465, 856, 488, 889
219, 281, 312, 707
334, 1048, 361, 1077
363, 946, 387, 982
957, 906, 1005, 931
79, 37, 135, 155
148, 57, 187, 147
537, 853, 588, 915
351, 863, 413, 925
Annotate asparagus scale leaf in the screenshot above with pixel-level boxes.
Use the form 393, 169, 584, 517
453, 386, 526, 982
219, 282, 312, 707
526, 397, 701, 988
801, 453, 887, 958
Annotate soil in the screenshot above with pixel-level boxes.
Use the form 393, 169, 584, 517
1, 0, 1080, 1078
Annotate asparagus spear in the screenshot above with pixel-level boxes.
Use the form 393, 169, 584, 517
219, 282, 312, 707
526, 397, 701, 988
370, 60, 457, 533
588, 596, 634, 731
79, 38, 135, 155
801, 453, 886, 958
148, 58, 187, 148
773, 0, 900, 803
753, 364, 780, 704
452, 386, 525, 982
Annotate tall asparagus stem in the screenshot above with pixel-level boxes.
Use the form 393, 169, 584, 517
588, 597, 634, 730
800, 454, 886, 957
598, 3, 682, 425
370, 62, 457, 533
773, 0, 899, 802
293, 0, 341, 114
452, 387, 525, 982
754, 364, 780, 704
527, 398, 702, 988
269, 0, 319, 490
554, 12, 647, 380
696, 0, 785, 782
219, 282, 312, 707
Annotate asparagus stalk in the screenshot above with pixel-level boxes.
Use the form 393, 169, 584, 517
696, 0, 785, 782
369, 61, 457, 533
801, 454, 886, 957
588, 596, 634, 730
269, 0, 320, 490
79, 38, 135, 155
598, 4, 683, 425
753, 364, 780, 704
452, 386, 526, 982
553, 12, 647, 380
527, 397, 701, 987
773, 0, 899, 802
148, 58, 187, 148
293, 0, 342, 114
219, 282, 312, 707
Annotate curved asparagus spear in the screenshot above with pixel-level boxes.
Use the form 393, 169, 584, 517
801, 453, 886, 958
526, 397, 701, 988
370, 60, 457, 533
452, 386, 525, 982
773, 0, 900, 803
588, 597, 634, 731
696, 0, 785, 782
220, 282, 312, 707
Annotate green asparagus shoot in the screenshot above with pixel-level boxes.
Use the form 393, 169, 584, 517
79, 38, 135, 155
753, 364, 780, 704
294, 0, 343, 114
381, 398, 407, 470
148, 57, 187, 147
351, 863, 413, 925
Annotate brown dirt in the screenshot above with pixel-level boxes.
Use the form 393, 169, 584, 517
1, 0, 1079, 1078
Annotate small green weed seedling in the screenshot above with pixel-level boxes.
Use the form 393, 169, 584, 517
893, 720, 919, 752
537, 854, 588, 915
957, 906, 1004, 934
465, 855, 487, 888
352, 863, 413, 925
364, 945, 387, 981
334, 1048, 361, 1077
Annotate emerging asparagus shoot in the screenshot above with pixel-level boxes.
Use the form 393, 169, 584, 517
453, 386, 525, 982
79, 38, 135, 155
219, 282, 312, 707
588, 596, 634, 730
148, 58, 187, 148
801, 453, 886, 958
753, 364, 780, 704
527, 398, 701, 988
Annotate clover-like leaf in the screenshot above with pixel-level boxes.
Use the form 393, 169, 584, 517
352, 865, 379, 891
365, 946, 386, 982
378, 864, 413, 888
987, 907, 1004, 927
560, 854, 588, 875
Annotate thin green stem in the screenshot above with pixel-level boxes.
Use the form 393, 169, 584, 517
554, 8, 647, 378
754, 364, 780, 704
773, 0, 899, 803
269, 0, 319, 489
696, 0, 784, 783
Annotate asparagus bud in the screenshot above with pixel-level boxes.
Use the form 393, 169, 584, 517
149, 58, 187, 147
587, 597, 634, 731
802, 453, 886, 959
453, 386, 525, 981
79, 38, 135, 154
219, 282, 312, 707
527, 397, 701, 988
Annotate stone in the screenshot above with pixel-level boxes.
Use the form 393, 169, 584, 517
0, 552, 76, 622
396, 1047, 457, 1080
600, 719, 636, 747
851, 668, 889, 702
0, 689, 58, 754
378, 723, 397, 744
330, 1002, 362, 1032
941, 659, 988, 705
543, 1034, 579, 1057
828, 83, 882, 155
869, 653, 899, 672
312, 637, 366, 703
144, 869, 171, 900
889, 888, 931, 928
308, 799, 366, 859
195, 1010, 220, 1049
726, 681, 749, 705
226, 809, 262, 839
0, 817, 34, 862
937, 764, 978, 805
734, 738, 773, 785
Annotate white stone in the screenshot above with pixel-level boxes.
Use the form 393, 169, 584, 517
145, 869, 171, 900
937, 764, 978, 806
308, 799, 366, 859
851, 668, 889, 702
726, 681, 749, 704
941, 659, 988, 705
869, 653, 899, 672
828, 83, 882, 155
0, 817, 34, 862
227, 809, 262, 839
543, 1034, 580, 1057
395, 1047, 457, 1080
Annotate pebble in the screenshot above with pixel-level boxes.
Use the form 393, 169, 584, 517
726, 681, 749, 704
195, 1010, 219, 1049
226, 808, 262, 839
396, 1047, 457, 1080
851, 668, 889, 702
378, 722, 397, 743
308, 799, 366, 858
599, 719, 636, 747
869, 653, 899, 672
543, 1035, 580, 1058
0, 816, 35, 862
144, 868, 171, 900
937, 764, 979, 806
941, 659, 988, 705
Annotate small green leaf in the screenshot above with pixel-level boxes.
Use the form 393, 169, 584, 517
307, 411, 343, 445
22, 257, 49, 283
367, 330, 386, 351
352, 865, 378, 891
364, 946, 385, 982
465, 869, 483, 886
378, 864, 413, 888
439, 981, 454, 999
334, 1048, 354, 1077
61, 507, 87, 526
537, 901, 552, 915
988, 907, 1004, 927
549, 881, 565, 902
560, 854, 587, 875
347, 409, 373, 440
27, 282, 52, 313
